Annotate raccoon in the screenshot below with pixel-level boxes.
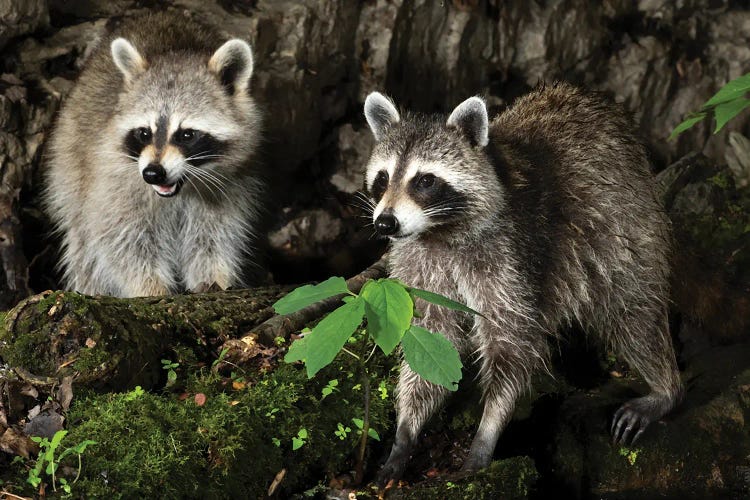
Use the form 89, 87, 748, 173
43, 12, 263, 297
363, 83, 684, 482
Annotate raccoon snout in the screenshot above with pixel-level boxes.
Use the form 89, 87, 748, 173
142, 163, 167, 185
374, 213, 399, 236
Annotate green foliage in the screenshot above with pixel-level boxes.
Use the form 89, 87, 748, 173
55, 362, 393, 498
292, 428, 308, 450
321, 379, 339, 399
27, 430, 96, 495
361, 279, 413, 354
285, 297, 366, 378
279, 277, 472, 391
161, 359, 179, 387
402, 325, 463, 391
619, 447, 640, 466
352, 418, 380, 441
273, 276, 350, 314
670, 72, 750, 139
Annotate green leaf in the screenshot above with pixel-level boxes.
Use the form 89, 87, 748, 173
298, 428, 308, 439
368, 428, 380, 441
361, 279, 414, 354
284, 335, 309, 363
284, 298, 365, 377
409, 287, 482, 317
704, 73, 750, 108
273, 277, 350, 314
402, 325, 463, 391
668, 112, 707, 140
50, 430, 67, 450
714, 98, 750, 133
292, 437, 304, 450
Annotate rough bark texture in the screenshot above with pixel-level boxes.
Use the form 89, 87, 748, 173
0, 286, 288, 390
0, 0, 748, 294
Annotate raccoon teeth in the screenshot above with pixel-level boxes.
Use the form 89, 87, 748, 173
154, 183, 177, 195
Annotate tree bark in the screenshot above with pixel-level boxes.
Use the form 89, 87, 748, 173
0, 286, 290, 391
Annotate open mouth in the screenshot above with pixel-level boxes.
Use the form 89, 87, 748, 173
151, 178, 185, 198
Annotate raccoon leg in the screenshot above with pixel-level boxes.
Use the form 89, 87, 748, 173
609, 307, 683, 444
377, 361, 452, 485
377, 305, 469, 485
461, 331, 543, 472
181, 216, 245, 291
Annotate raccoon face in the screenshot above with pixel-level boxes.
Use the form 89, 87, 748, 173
363, 92, 497, 239
111, 38, 257, 198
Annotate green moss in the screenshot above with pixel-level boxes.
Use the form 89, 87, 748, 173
382, 457, 538, 499
19, 356, 394, 498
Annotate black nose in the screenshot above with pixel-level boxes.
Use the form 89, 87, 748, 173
142, 163, 167, 184
374, 213, 399, 236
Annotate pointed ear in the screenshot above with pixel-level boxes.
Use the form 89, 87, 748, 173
209, 39, 254, 95
364, 92, 400, 141
111, 38, 147, 84
447, 96, 489, 147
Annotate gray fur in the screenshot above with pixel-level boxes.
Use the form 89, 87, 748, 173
364, 92, 400, 141
44, 13, 263, 297
446, 96, 489, 147
365, 83, 684, 482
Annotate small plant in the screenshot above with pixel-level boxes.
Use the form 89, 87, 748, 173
124, 385, 145, 402
618, 446, 640, 466
27, 430, 96, 494
274, 276, 478, 481
321, 379, 339, 399
334, 423, 351, 440
292, 428, 308, 451
161, 359, 180, 388
670, 72, 750, 139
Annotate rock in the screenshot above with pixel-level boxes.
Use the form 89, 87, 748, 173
550, 344, 750, 498
0, 0, 48, 50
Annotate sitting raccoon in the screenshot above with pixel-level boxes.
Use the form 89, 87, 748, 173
44, 12, 264, 297
362, 83, 684, 482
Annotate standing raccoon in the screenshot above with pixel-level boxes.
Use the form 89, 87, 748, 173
44, 13, 263, 297
363, 83, 684, 482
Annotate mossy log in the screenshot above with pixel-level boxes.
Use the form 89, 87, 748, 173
0, 286, 290, 391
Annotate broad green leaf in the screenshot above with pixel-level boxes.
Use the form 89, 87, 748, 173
285, 298, 365, 377
401, 325, 463, 391
273, 276, 350, 314
284, 335, 310, 363
668, 112, 707, 140
409, 287, 482, 317
704, 72, 750, 108
361, 279, 413, 354
714, 98, 750, 133
292, 437, 304, 450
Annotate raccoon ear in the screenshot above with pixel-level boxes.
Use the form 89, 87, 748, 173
209, 39, 254, 96
111, 38, 147, 84
447, 96, 489, 147
364, 92, 400, 141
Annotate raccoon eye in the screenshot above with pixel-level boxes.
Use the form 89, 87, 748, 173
136, 127, 152, 144
416, 174, 436, 190
375, 171, 388, 188
370, 171, 389, 201
174, 129, 201, 146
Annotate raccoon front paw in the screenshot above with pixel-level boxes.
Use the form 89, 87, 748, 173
611, 397, 658, 445
191, 282, 224, 293
460, 450, 492, 473
376, 451, 410, 488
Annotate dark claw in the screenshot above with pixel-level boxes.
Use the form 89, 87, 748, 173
611, 404, 651, 445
